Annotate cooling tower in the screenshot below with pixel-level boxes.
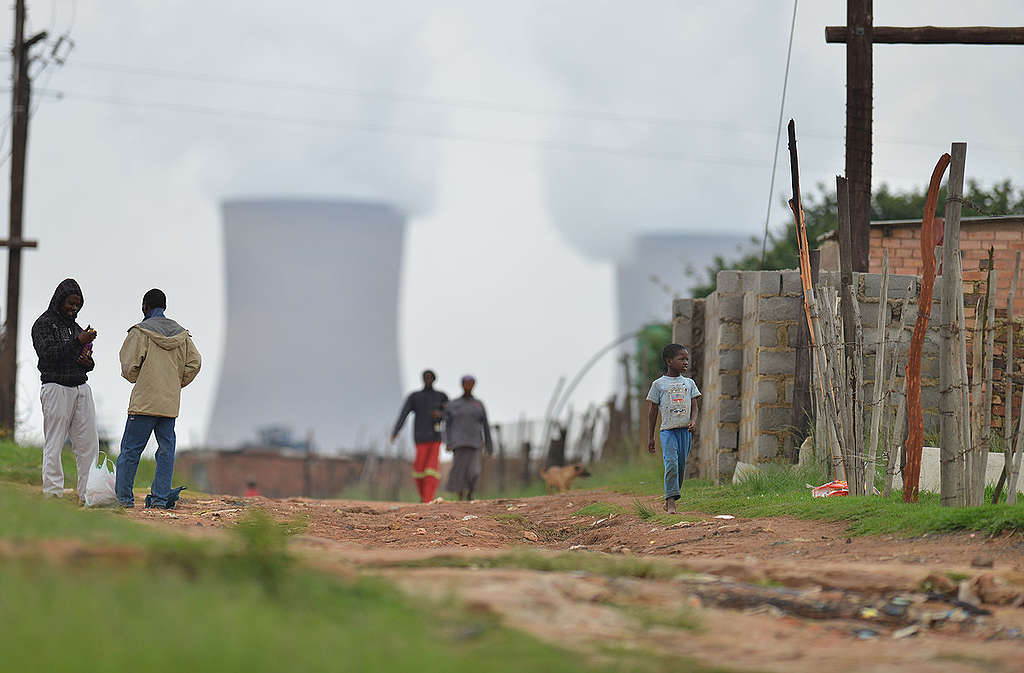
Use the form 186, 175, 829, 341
615, 232, 747, 334
206, 198, 405, 453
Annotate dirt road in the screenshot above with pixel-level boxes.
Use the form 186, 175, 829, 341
129, 489, 1024, 673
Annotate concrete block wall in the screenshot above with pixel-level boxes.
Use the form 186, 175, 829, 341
670, 268, 955, 483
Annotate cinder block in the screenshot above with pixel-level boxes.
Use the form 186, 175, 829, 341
720, 373, 739, 397
757, 380, 778, 404
786, 324, 803, 347
759, 324, 779, 347
719, 296, 744, 320
718, 430, 738, 450
720, 399, 741, 423
720, 323, 742, 346
759, 271, 782, 295
741, 271, 762, 293
673, 298, 693, 320
781, 271, 804, 295
757, 350, 795, 375
756, 435, 780, 459
757, 406, 791, 431
757, 296, 801, 322
672, 317, 692, 346
719, 349, 743, 371
785, 380, 794, 404
716, 270, 742, 294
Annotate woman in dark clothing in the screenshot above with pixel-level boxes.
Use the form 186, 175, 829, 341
443, 375, 492, 501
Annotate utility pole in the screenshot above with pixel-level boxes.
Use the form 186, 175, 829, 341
826, 9, 1024, 272
844, 0, 872, 273
0, 0, 45, 435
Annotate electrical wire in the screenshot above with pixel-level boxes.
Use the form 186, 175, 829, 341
760, 0, 799, 267
66, 58, 785, 137
34, 87, 773, 167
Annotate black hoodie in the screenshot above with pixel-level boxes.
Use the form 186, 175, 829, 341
31, 278, 94, 386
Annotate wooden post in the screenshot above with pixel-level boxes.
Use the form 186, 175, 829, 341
882, 280, 914, 496
968, 296, 986, 506
940, 143, 967, 505
837, 176, 863, 493
866, 250, 890, 491
904, 153, 951, 503
999, 252, 1020, 503
976, 261, 997, 505
845, 0, 873, 272
0, 0, 45, 434
956, 258, 972, 506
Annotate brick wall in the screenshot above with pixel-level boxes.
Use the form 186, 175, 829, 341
870, 217, 1024, 309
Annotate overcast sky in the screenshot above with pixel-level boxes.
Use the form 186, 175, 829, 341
2, 1, 1023, 451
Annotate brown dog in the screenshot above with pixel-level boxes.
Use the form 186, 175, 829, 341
540, 463, 592, 493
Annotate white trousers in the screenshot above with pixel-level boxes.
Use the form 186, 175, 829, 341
40, 382, 99, 498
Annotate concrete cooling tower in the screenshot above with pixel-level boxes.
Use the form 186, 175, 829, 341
615, 232, 747, 334
207, 198, 405, 453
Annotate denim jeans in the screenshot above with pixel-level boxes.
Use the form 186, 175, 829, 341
115, 414, 176, 506
661, 427, 692, 501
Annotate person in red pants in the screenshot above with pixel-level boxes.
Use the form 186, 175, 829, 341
392, 370, 448, 502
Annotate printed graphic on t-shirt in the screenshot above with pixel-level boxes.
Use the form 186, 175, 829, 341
647, 376, 701, 430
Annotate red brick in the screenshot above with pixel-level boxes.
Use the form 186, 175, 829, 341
995, 230, 1023, 241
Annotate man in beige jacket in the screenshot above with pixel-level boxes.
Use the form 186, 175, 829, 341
115, 288, 201, 508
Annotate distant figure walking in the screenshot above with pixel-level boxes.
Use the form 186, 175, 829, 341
392, 369, 448, 503
31, 279, 99, 502
115, 289, 202, 509
444, 375, 493, 502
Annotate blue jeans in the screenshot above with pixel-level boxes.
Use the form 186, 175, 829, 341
115, 414, 176, 506
661, 427, 691, 501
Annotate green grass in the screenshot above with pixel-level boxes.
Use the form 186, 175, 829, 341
0, 480, 728, 673
0, 440, 160, 491
633, 499, 657, 520
395, 549, 689, 581
575, 460, 1024, 537
620, 605, 702, 632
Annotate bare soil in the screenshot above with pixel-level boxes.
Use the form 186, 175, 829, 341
124, 488, 1024, 673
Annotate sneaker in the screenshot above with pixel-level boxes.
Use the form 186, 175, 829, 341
145, 485, 187, 510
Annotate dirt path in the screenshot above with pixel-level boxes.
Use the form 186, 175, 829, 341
126, 488, 1024, 672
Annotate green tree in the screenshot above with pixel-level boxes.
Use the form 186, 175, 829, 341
690, 179, 1024, 297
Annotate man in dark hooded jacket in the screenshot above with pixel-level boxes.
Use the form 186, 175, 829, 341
31, 278, 99, 500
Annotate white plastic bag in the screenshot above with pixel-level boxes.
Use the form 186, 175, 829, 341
84, 451, 118, 507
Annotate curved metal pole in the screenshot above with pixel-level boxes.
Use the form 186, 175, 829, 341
547, 330, 643, 435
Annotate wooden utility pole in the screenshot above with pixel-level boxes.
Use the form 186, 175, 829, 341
826, 15, 1024, 272
0, 0, 44, 435
843, 0, 872, 273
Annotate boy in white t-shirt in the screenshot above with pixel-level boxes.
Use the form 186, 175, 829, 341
646, 344, 701, 513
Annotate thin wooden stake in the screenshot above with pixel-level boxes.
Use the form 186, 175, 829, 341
941, 143, 968, 506
977, 261, 997, 504
968, 295, 986, 505
866, 251, 890, 491
956, 258, 972, 506
1000, 252, 1021, 504
882, 280, 916, 496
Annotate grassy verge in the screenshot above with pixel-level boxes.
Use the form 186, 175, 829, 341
0, 481, 728, 673
1, 439, 160, 491
535, 457, 1024, 537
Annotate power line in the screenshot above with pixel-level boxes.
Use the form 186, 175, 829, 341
65, 58, 784, 136
761, 0, 799, 266
35, 87, 773, 167
56, 58, 1024, 158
